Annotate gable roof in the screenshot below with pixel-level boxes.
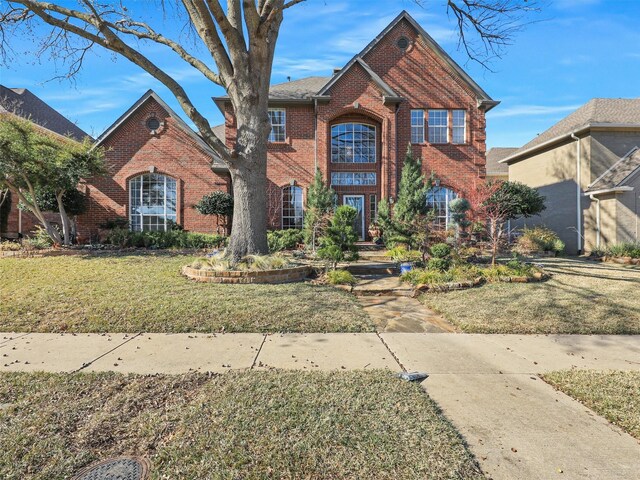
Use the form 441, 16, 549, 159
486, 147, 517, 175
95, 90, 227, 171
586, 146, 640, 194
0, 85, 89, 141
502, 98, 640, 164
317, 11, 498, 110
269, 76, 331, 100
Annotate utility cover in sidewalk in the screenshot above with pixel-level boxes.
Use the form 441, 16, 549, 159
71, 457, 150, 480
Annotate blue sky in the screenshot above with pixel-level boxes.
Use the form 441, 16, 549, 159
2, 0, 639, 148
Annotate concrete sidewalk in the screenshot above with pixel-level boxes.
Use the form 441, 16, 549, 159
2, 331, 639, 479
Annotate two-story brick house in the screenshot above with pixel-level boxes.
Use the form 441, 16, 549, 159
78, 11, 497, 241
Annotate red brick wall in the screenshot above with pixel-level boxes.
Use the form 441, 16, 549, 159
223, 17, 488, 235
78, 97, 231, 241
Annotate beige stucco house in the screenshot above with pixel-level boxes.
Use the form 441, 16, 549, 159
502, 99, 640, 254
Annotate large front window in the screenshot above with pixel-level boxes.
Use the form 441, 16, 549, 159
426, 186, 458, 228
282, 185, 303, 229
129, 173, 177, 231
331, 123, 376, 163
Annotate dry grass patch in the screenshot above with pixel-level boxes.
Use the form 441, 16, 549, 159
0, 370, 484, 480
0, 254, 373, 333
542, 370, 640, 439
419, 258, 640, 334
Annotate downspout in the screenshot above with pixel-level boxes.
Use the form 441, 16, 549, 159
589, 194, 601, 250
570, 132, 582, 254
393, 102, 401, 200
313, 99, 318, 172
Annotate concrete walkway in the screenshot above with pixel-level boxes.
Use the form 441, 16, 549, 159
2, 331, 639, 479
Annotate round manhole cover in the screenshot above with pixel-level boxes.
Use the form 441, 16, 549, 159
71, 456, 150, 480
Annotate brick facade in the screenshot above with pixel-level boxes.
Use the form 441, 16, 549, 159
77, 96, 231, 242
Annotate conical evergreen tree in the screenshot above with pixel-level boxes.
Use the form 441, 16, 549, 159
303, 168, 336, 247
394, 144, 431, 223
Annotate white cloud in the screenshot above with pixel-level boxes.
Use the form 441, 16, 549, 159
488, 104, 581, 119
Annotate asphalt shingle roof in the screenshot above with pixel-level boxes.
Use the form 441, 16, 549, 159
268, 76, 331, 99
486, 147, 517, 175
508, 99, 640, 161
0, 85, 89, 140
212, 123, 225, 142
587, 147, 640, 192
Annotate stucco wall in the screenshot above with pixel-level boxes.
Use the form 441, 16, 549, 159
616, 170, 640, 244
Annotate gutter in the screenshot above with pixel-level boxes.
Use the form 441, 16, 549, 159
589, 194, 601, 250
570, 132, 583, 254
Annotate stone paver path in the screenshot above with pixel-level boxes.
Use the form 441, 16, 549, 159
359, 296, 454, 332
2, 331, 639, 479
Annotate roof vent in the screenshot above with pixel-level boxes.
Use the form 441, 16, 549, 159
333, 68, 341, 75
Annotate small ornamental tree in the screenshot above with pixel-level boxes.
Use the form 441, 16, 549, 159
317, 205, 359, 270
449, 197, 472, 241
194, 191, 233, 235
0, 117, 104, 245
472, 180, 546, 264
303, 168, 336, 250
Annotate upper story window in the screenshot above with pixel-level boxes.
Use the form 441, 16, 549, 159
331, 123, 376, 163
268, 108, 286, 142
426, 186, 458, 228
129, 173, 177, 232
410, 109, 425, 144
428, 110, 448, 144
282, 185, 303, 229
452, 110, 466, 144
330, 172, 377, 186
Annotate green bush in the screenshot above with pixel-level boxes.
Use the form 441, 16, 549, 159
427, 257, 450, 271
317, 206, 359, 267
0, 240, 21, 251
514, 226, 565, 254
430, 243, 452, 258
106, 228, 227, 250
268, 229, 305, 252
326, 269, 357, 285
22, 226, 55, 250
402, 265, 480, 286
606, 242, 640, 258
386, 246, 422, 263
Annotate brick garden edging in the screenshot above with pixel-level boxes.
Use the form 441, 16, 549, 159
412, 271, 550, 295
598, 256, 640, 266
182, 265, 312, 284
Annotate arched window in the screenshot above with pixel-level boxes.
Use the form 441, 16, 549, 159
129, 173, 177, 231
331, 123, 376, 163
426, 186, 458, 228
282, 185, 303, 229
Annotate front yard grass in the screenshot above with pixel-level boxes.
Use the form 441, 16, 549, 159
542, 370, 640, 439
0, 254, 373, 333
0, 370, 484, 480
418, 258, 640, 334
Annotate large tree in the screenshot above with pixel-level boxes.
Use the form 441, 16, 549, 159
0, 1, 538, 260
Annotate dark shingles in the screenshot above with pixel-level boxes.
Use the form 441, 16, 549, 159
486, 147, 517, 175
0, 85, 89, 140
587, 147, 640, 192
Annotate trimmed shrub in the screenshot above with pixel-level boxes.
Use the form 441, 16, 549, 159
106, 228, 226, 249
427, 257, 450, 271
268, 229, 305, 252
326, 269, 357, 285
430, 243, 452, 259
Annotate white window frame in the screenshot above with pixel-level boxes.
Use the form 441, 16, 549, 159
129, 173, 177, 232
426, 186, 458, 229
330, 172, 377, 186
268, 108, 286, 143
452, 110, 466, 144
281, 185, 304, 229
428, 109, 449, 144
410, 109, 425, 144
330, 123, 377, 163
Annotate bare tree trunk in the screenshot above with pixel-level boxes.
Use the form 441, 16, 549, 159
56, 191, 72, 245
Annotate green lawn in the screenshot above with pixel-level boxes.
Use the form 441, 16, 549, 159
0, 370, 484, 480
419, 258, 640, 334
0, 254, 373, 333
542, 370, 640, 439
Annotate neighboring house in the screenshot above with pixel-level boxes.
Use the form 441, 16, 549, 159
0, 85, 89, 239
214, 10, 498, 239
502, 98, 640, 253
485, 147, 515, 181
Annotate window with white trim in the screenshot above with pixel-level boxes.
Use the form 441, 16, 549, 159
268, 108, 286, 142
452, 110, 466, 144
428, 110, 448, 144
129, 173, 177, 232
330, 172, 377, 186
410, 109, 424, 144
282, 185, 303, 229
426, 186, 458, 228
331, 123, 376, 163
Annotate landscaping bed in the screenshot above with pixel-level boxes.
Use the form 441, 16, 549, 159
417, 258, 640, 334
0, 254, 372, 333
0, 370, 484, 480
542, 370, 640, 439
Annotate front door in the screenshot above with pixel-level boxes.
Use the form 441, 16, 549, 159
343, 195, 365, 241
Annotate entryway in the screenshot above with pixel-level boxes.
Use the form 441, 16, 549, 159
343, 194, 365, 240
